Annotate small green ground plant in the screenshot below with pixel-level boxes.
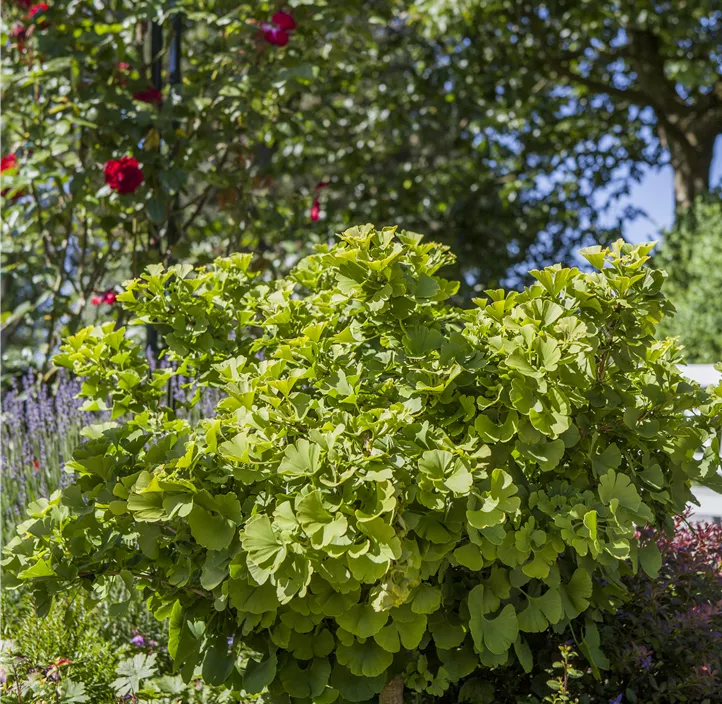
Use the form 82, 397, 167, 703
4, 226, 722, 702
0, 590, 237, 703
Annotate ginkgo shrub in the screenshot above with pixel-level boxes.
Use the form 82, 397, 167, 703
4, 226, 722, 701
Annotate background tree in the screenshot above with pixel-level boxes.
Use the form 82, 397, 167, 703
657, 192, 722, 362
414, 0, 722, 211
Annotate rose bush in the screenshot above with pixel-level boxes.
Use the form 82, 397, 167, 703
4, 227, 722, 701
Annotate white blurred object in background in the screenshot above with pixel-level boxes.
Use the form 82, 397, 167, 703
680, 364, 722, 524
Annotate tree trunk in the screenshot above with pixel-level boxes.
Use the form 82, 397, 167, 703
380, 676, 404, 704
658, 121, 716, 212
625, 28, 718, 213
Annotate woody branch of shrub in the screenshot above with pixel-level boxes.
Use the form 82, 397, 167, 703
3, 227, 722, 703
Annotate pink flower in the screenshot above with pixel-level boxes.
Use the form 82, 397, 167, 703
133, 86, 163, 105
262, 24, 290, 46
104, 156, 144, 194
10, 24, 27, 51
310, 198, 320, 221
91, 295, 103, 305
115, 62, 131, 86
271, 11, 296, 31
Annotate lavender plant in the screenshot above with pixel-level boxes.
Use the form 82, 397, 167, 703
0, 369, 99, 532
1, 361, 220, 533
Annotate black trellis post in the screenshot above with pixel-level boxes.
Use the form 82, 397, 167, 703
146, 19, 164, 358
166, 9, 183, 252
151, 21, 163, 90
146, 11, 184, 387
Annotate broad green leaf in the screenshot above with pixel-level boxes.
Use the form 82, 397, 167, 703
336, 639, 393, 677
279, 658, 331, 699
454, 543, 484, 571
411, 584, 442, 614
18, 558, 56, 579
468, 592, 518, 656
329, 665, 386, 702
592, 443, 622, 476
513, 635, 533, 673
242, 515, 287, 572
598, 470, 641, 511
560, 568, 592, 619
188, 506, 236, 551
279, 439, 322, 476
639, 541, 662, 578
202, 636, 235, 686
404, 326, 444, 355
243, 653, 277, 694
296, 490, 348, 546
335, 603, 389, 638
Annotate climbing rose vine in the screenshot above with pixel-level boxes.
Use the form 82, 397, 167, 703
4, 227, 721, 700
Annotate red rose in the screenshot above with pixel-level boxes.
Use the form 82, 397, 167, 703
133, 86, 163, 105
28, 3, 48, 20
271, 11, 296, 31
1, 153, 22, 199
1, 154, 18, 174
104, 156, 144, 195
262, 24, 290, 46
91, 290, 117, 305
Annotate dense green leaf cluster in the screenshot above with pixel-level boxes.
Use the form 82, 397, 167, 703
4, 226, 721, 701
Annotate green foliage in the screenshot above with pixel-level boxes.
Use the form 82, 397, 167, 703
657, 194, 722, 363
1, 594, 123, 703
4, 226, 722, 701
443, 519, 722, 704
0, 590, 240, 703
